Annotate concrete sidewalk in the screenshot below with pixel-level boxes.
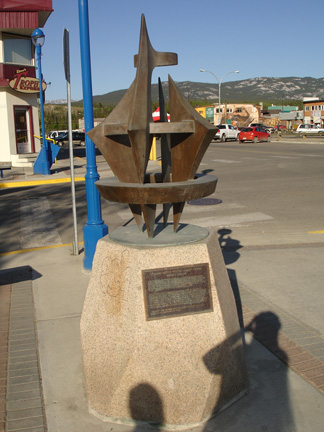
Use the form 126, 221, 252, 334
1, 242, 324, 432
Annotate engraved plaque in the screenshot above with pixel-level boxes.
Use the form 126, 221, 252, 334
142, 263, 212, 320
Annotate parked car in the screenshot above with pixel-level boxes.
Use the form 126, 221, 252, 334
239, 127, 270, 143
249, 123, 275, 133
213, 124, 239, 142
277, 125, 287, 131
48, 130, 68, 139
54, 131, 86, 147
296, 124, 324, 134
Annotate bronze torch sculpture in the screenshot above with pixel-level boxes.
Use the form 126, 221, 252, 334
88, 14, 217, 238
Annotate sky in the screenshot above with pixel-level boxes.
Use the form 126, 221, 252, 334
41, 0, 324, 102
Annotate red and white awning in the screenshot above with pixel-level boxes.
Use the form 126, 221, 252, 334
152, 107, 170, 122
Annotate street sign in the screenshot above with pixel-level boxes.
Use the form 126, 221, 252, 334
63, 28, 70, 83
63, 28, 78, 255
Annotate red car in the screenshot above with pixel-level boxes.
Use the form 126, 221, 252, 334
238, 127, 270, 143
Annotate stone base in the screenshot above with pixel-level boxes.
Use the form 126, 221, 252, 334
80, 228, 247, 429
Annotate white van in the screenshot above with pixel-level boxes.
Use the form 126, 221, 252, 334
296, 124, 324, 134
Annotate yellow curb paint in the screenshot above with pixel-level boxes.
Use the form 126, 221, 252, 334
308, 230, 324, 234
0, 177, 85, 188
0, 242, 84, 257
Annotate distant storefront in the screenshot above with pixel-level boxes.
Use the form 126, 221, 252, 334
303, 99, 324, 126
0, 0, 52, 166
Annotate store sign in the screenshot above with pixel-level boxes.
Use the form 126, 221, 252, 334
9, 68, 46, 94
205, 107, 214, 120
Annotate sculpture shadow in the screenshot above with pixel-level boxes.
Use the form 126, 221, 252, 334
202, 311, 293, 431
218, 228, 244, 328
129, 383, 164, 431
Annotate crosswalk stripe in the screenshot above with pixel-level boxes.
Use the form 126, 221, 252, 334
212, 159, 240, 163
183, 212, 273, 228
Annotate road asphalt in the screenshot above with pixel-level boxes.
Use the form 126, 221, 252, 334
0, 138, 324, 432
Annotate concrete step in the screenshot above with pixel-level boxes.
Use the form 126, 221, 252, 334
11, 153, 38, 168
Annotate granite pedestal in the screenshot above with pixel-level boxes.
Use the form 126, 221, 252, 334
80, 226, 247, 429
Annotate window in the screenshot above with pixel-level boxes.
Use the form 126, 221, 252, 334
305, 106, 310, 111
3, 35, 32, 65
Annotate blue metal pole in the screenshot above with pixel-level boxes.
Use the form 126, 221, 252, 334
36, 44, 51, 175
78, 0, 108, 270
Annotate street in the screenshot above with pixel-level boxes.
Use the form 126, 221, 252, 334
1, 138, 323, 252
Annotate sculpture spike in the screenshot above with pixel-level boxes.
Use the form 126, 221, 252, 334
141, 204, 157, 238
173, 202, 185, 232
128, 204, 143, 231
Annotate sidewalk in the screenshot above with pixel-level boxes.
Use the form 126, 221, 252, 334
1, 241, 324, 432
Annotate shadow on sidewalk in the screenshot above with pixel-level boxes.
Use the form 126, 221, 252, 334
202, 311, 294, 431
218, 228, 244, 328
0, 265, 42, 285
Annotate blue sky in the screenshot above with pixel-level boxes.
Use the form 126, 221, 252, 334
42, 0, 324, 101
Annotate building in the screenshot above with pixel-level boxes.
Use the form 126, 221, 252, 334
79, 117, 105, 131
196, 103, 259, 127
194, 106, 214, 123
261, 105, 303, 129
0, 0, 53, 167
303, 98, 324, 126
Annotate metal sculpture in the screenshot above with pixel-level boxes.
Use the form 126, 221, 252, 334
88, 14, 217, 237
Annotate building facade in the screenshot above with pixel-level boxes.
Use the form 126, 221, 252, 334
303, 98, 324, 126
196, 103, 259, 127
0, 0, 52, 166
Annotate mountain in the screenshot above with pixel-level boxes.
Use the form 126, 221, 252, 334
79, 77, 324, 106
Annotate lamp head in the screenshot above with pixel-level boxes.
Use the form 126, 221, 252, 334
234, 70, 239, 73
31, 28, 45, 47
200, 69, 206, 72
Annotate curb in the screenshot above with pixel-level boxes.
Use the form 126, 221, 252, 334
0, 177, 85, 189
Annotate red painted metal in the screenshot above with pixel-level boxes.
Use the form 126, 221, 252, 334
0, 0, 53, 29
0, 11, 37, 28
0, 1, 52, 12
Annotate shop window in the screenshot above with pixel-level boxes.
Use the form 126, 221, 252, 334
3, 35, 32, 65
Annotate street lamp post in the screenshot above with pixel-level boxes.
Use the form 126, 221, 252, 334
78, 0, 108, 270
200, 69, 239, 124
32, 28, 51, 175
